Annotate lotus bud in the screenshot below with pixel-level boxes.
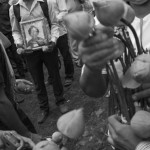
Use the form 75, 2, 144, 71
93, 0, 125, 26
52, 131, 63, 144
33, 141, 60, 150
63, 12, 94, 41
121, 54, 150, 89
131, 110, 150, 138
57, 108, 85, 139
61, 146, 68, 150
117, 3, 135, 26
131, 54, 150, 83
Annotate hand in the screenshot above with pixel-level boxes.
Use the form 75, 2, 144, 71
37, 40, 46, 46
107, 115, 141, 150
48, 41, 56, 52
42, 45, 49, 52
78, 27, 124, 71
0, 131, 35, 150
17, 47, 25, 54
132, 83, 150, 101
30, 133, 43, 144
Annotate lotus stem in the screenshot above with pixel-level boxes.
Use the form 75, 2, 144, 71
120, 18, 142, 55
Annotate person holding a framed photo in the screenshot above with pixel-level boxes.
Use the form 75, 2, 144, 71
9, 0, 69, 124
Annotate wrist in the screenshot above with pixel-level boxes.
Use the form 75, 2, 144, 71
85, 64, 103, 74
16, 44, 24, 49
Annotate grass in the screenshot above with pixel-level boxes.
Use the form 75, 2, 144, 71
18, 58, 112, 150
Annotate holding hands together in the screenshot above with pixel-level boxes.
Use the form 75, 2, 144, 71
78, 26, 124, 71
108, 115, 141, 150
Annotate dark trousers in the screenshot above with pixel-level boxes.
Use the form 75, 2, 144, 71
57, 34, 74, 79
6, 33, 25, 78
25, 48, 65, 111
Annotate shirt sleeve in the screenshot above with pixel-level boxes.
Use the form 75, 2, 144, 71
55, 0, 68, 22
9, 5, 24, 46
135, 141, 150, 150
47, 0, 59, 43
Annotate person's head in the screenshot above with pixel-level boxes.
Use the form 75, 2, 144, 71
28, 26, 39, 39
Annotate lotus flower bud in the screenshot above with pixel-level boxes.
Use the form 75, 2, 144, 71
57, 108, 85, 139
52, 131, 63, 144
131, 110, 150, 138
93, 0, 125, 26
117, 3, 135, 26
33, 141, 60, 150
121, 54, 150, 89
131, 54, 150, 83
63, 12, 94, 41
61, 147, 68, 150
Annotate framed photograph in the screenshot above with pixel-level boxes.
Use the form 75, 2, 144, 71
20, 17, 50, 51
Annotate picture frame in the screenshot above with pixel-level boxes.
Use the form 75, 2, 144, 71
20, 17, 50, 51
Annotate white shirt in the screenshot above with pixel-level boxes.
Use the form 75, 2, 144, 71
9, 0, 59, 45
128, 13, 150, 53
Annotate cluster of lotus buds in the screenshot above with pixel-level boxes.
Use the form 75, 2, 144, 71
92, 0, 135, 26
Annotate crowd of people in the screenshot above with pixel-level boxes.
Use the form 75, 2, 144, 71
0, 0, 150, 149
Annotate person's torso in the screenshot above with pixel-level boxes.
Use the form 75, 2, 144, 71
19, 0, 45, 22
128, 14, 150, 53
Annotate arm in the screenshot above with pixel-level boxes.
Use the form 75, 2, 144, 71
47, 0, 59, 43
53, 0, 68, 22
9, 6, 23, 46
80, 65, 108, 98
78, 27, 123, 98
0, 85, 30, 137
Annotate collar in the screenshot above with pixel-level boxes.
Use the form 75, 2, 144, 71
15, 0, 44, 6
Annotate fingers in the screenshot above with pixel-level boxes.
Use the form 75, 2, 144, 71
84, 31, 108, 46
141, 83, 150, 89
107, 136, 115, 147
108, 115, 122, 130
12, 131, 35, 149
21, 136, 35, 148
80, 43, 123, 69
79, 38, 117, 56
132, 88, 150, 101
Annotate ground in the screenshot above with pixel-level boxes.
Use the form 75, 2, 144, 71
18, 58, 112, 150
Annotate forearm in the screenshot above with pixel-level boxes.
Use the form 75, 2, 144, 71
9, 6, 23, 46
48, 0, 59, 43
80, 65, 108, 98
0, 89, 29, 137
